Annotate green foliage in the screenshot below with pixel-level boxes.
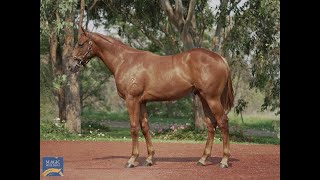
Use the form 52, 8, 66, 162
52, 74, 67, 89
272, 120, 280, 139
234, 98, 248, 115
40, 55, 54, 97
79, 58, 112, 110
224, 0, 280, 114
41, 0, 78, 38
228, 112, 278, 131
40, 120, 77, 140
82, 110, 129, 121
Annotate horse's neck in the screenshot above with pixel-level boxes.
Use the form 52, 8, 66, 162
94, 34, 129, 75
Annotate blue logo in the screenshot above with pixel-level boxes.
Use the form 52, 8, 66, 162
42, 157, 64, 176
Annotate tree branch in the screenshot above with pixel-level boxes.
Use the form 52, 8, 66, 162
89, 0, 98, 11
86, 0, 99, 30
227, 0, 241, 14
182, 0, 196, 35
79, 0, 85, 33
159, 0, 180, 31
185, 0, 196, 25
160, 0, 175, 19
213, 0, 229, 52
175, 0, 184, 20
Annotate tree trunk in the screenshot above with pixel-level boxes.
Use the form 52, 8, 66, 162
213, 0, 229, 53
49, 25, 66, 122
193, 94, 206, 129
62, 9, 81, 133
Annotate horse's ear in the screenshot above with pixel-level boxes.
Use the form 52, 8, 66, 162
80, 26, 87, 36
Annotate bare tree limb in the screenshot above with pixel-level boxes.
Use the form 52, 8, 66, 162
89, 0, 98, 11
86, 0, 99, 30
79, 0, 85, 34
174, 0, 185, 24
160, 0, 175, 19
185, 0, 196, 25
213, 0, 229, 52
160, 0, 180, 31
182, 0, 196, 35
227, 0, 241, 14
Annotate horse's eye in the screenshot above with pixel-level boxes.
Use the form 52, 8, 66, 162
78, 44, 83, 48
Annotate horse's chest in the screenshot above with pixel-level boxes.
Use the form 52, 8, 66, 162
114, 75, 144, 98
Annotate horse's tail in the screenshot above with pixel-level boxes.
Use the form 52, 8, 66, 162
221, 60, 234, 112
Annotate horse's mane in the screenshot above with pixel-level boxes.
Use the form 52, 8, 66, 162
93, 32, 137, 51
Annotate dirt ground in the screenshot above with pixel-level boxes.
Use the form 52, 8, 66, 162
40, 141, 280, 180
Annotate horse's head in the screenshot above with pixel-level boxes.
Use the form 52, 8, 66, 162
71, 27, 96, 73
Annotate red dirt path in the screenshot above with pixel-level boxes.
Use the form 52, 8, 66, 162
40, 141, 280, 180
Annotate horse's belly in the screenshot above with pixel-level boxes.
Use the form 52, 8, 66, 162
142, 81, 193, 101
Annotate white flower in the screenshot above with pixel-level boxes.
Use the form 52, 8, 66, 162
89, 130, 93, 134
78, 134, 82, 136
89, 125, 91, 127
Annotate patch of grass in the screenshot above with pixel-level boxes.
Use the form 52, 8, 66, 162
42, 111, 279, 144
82, 110, 192, 126
82, 110, 129, 121
228, 113, 278, 131
40, 120, 279, 144
153, 123, 279, 145
150, 116, 191, 125
40, 120, 80, 140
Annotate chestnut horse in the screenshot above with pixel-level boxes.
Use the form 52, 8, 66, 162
71, 27, 234, 168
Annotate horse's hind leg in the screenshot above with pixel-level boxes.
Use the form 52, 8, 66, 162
206, 96, 231, 168
139, 103, 155, 166
197, 95, 217, 166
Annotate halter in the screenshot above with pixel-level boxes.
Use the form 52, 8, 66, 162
75, 31, 93, 68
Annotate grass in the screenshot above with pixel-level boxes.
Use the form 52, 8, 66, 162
41, 119, 279, 144
42, 110, 279, 145
228, 112, 279, 131
81, 110, 192, 125
82, 111, 129, 121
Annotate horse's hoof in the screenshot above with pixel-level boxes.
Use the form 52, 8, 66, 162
143, 161, 153, 166
197, 161, 205, 166
125, 163, 135, 168
219, 163, 228, 168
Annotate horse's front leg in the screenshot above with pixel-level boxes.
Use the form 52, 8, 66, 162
139, 103, 155, 166
125, 95, 141, 168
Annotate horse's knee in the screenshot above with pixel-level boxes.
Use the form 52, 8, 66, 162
130, 126, 139, 136
207, 126, 215, 134
217, 114, 229, 129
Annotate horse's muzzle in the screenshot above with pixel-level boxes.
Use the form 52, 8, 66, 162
70, 56, 82, 73
70, 63, 81, 73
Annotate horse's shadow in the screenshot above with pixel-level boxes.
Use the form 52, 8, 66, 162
93, 156, 239, 167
